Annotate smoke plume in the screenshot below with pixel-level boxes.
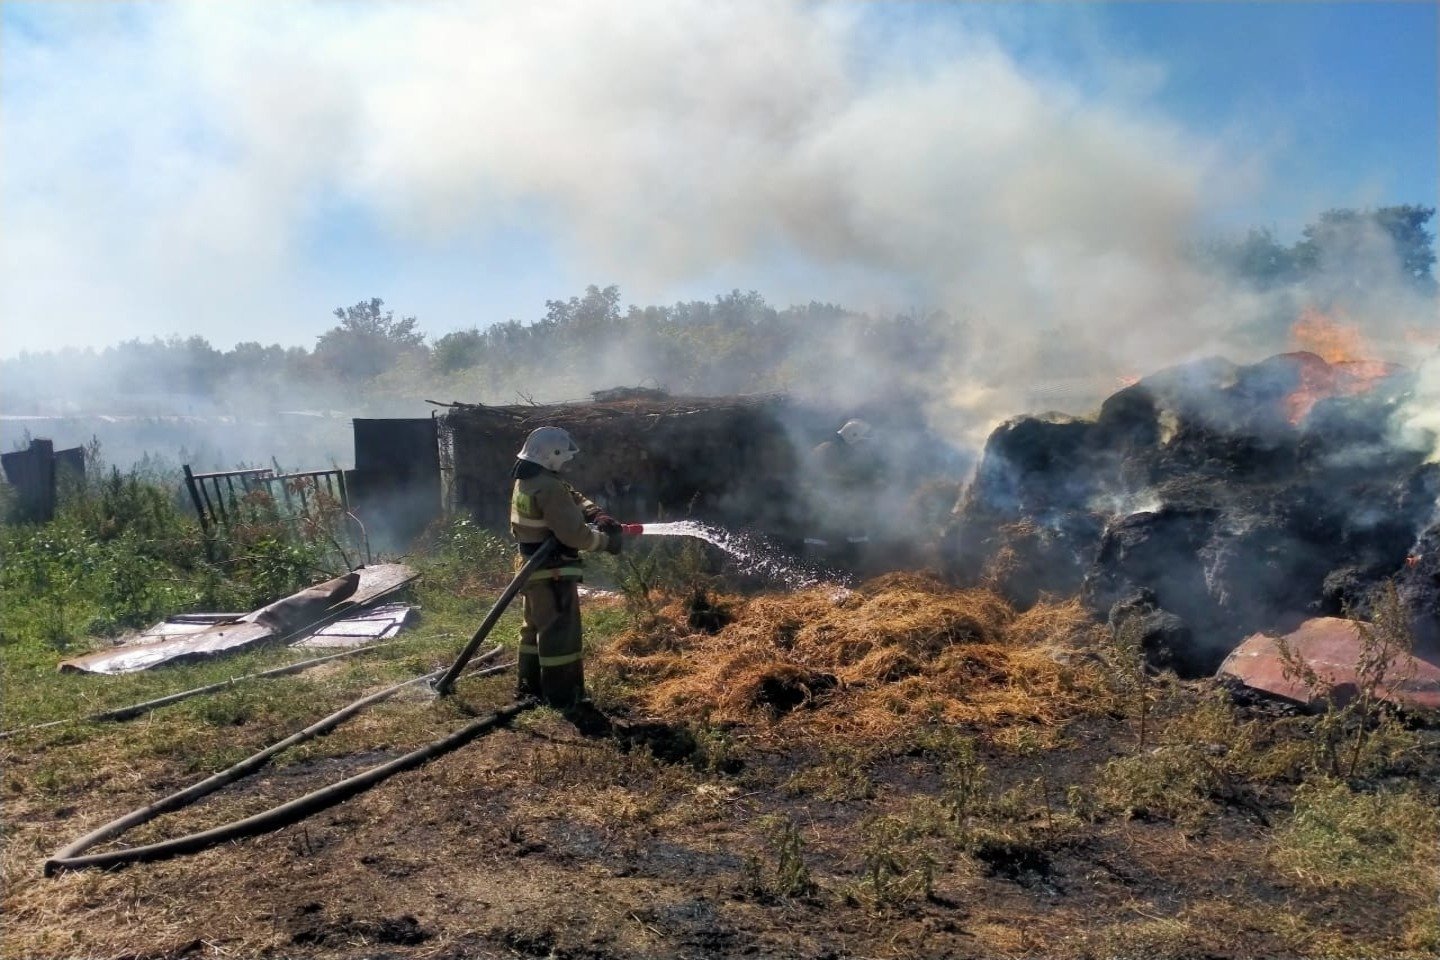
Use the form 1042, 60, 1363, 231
3, 1, 1434, 458
1397, 352, 1440, 464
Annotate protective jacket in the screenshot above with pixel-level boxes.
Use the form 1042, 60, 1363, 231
508, 459, 610, 708
806, 436, 884, 559
510, 460, 606, 579
810, 436, 883, 490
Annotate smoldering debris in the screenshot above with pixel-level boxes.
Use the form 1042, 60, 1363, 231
947, 350, 1440, 676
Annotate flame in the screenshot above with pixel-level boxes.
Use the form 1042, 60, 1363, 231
1290, 306, 1373, 364
1282, 307, 1399, 424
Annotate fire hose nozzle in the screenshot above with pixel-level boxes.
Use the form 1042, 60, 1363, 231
620, 523, 644, 536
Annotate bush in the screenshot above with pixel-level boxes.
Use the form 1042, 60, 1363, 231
1, 457, 360, 656
416, 517, 515, 602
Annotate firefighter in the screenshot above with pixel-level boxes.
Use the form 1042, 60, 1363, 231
510, 425, 622, 710
806, 418, 882, 567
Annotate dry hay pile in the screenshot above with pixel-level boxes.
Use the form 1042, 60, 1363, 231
601, 573, 1107, 740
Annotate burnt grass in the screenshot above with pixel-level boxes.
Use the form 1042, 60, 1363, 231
4, 660, 1439, 960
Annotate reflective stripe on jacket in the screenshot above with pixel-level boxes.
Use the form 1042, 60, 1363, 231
510, 464, 605, 575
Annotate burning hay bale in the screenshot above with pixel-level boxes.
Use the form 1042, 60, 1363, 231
948, 349, 1440, 676
1398, 522, 1440, 657
600, 574, 1106, 739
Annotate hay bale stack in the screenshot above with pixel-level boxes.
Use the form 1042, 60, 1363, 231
442, 391, 800, 531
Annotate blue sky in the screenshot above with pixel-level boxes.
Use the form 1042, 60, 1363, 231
0, 1, 1435, 356
1087, 2, 1438, 231
885, 1, 1438, 231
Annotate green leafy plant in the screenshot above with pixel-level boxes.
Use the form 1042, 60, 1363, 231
915, 726, 989, 825
745, 814, 813, 899
1100, 613, 1156, 750
850, 814, 935, 908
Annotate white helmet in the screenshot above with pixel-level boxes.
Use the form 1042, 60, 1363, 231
518, 426, 579, 471
837, 418, 873, 445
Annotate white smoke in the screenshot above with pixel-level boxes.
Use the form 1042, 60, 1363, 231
4, 6, 1212, 338
2, 1, 1432, 445
1396, 352, 1440, 464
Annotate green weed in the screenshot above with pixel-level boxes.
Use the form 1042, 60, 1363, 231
1276, 583, 1423, 780
1095, 691, 1315, 825
1065, 783, 1099, 822
594, 535, 715, 625
915, 725, 989, 823
784, 743, 876, 801
846, 814, 936, 909
689, 720, 740, 775
1273, 779, 1440, 896
1097, 745, 1223, 825
744, 813, 813, 899
1099, 613, 1157, 750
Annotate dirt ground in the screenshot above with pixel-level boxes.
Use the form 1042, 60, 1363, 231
3, 582, 1437, 959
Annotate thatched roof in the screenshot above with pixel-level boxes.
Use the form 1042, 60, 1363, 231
439, 389, 785, 427
440, 390, 803, 532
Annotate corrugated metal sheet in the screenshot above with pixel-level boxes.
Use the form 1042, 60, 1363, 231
1218, 617, 1440, 711
60, 564, 416, 675
292, 602, 414, 649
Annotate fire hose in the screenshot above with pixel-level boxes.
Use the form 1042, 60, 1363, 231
432, 525, 643, 695
43, 652, 521, 875
44, 526, 646, 873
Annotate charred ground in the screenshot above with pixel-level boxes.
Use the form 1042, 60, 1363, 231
3, 560, 1438, 960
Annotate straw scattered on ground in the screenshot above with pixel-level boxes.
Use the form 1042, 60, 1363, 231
601, 572, 1110, 741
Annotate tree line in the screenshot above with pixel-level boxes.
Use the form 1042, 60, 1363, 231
2, 205, 1433, 418
1201, 204, 1436, 291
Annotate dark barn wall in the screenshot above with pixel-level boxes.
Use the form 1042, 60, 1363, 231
346, 418, 442, 550
443, 395, 804, 535
1, 438, 85, 523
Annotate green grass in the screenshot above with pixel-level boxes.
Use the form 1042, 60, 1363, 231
1273, 779, 1440, 895
0, 468, 557, 823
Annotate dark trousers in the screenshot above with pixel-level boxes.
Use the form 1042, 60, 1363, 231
517, 577, 585, 707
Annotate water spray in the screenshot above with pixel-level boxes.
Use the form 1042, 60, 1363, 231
618, 519, 841, 588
